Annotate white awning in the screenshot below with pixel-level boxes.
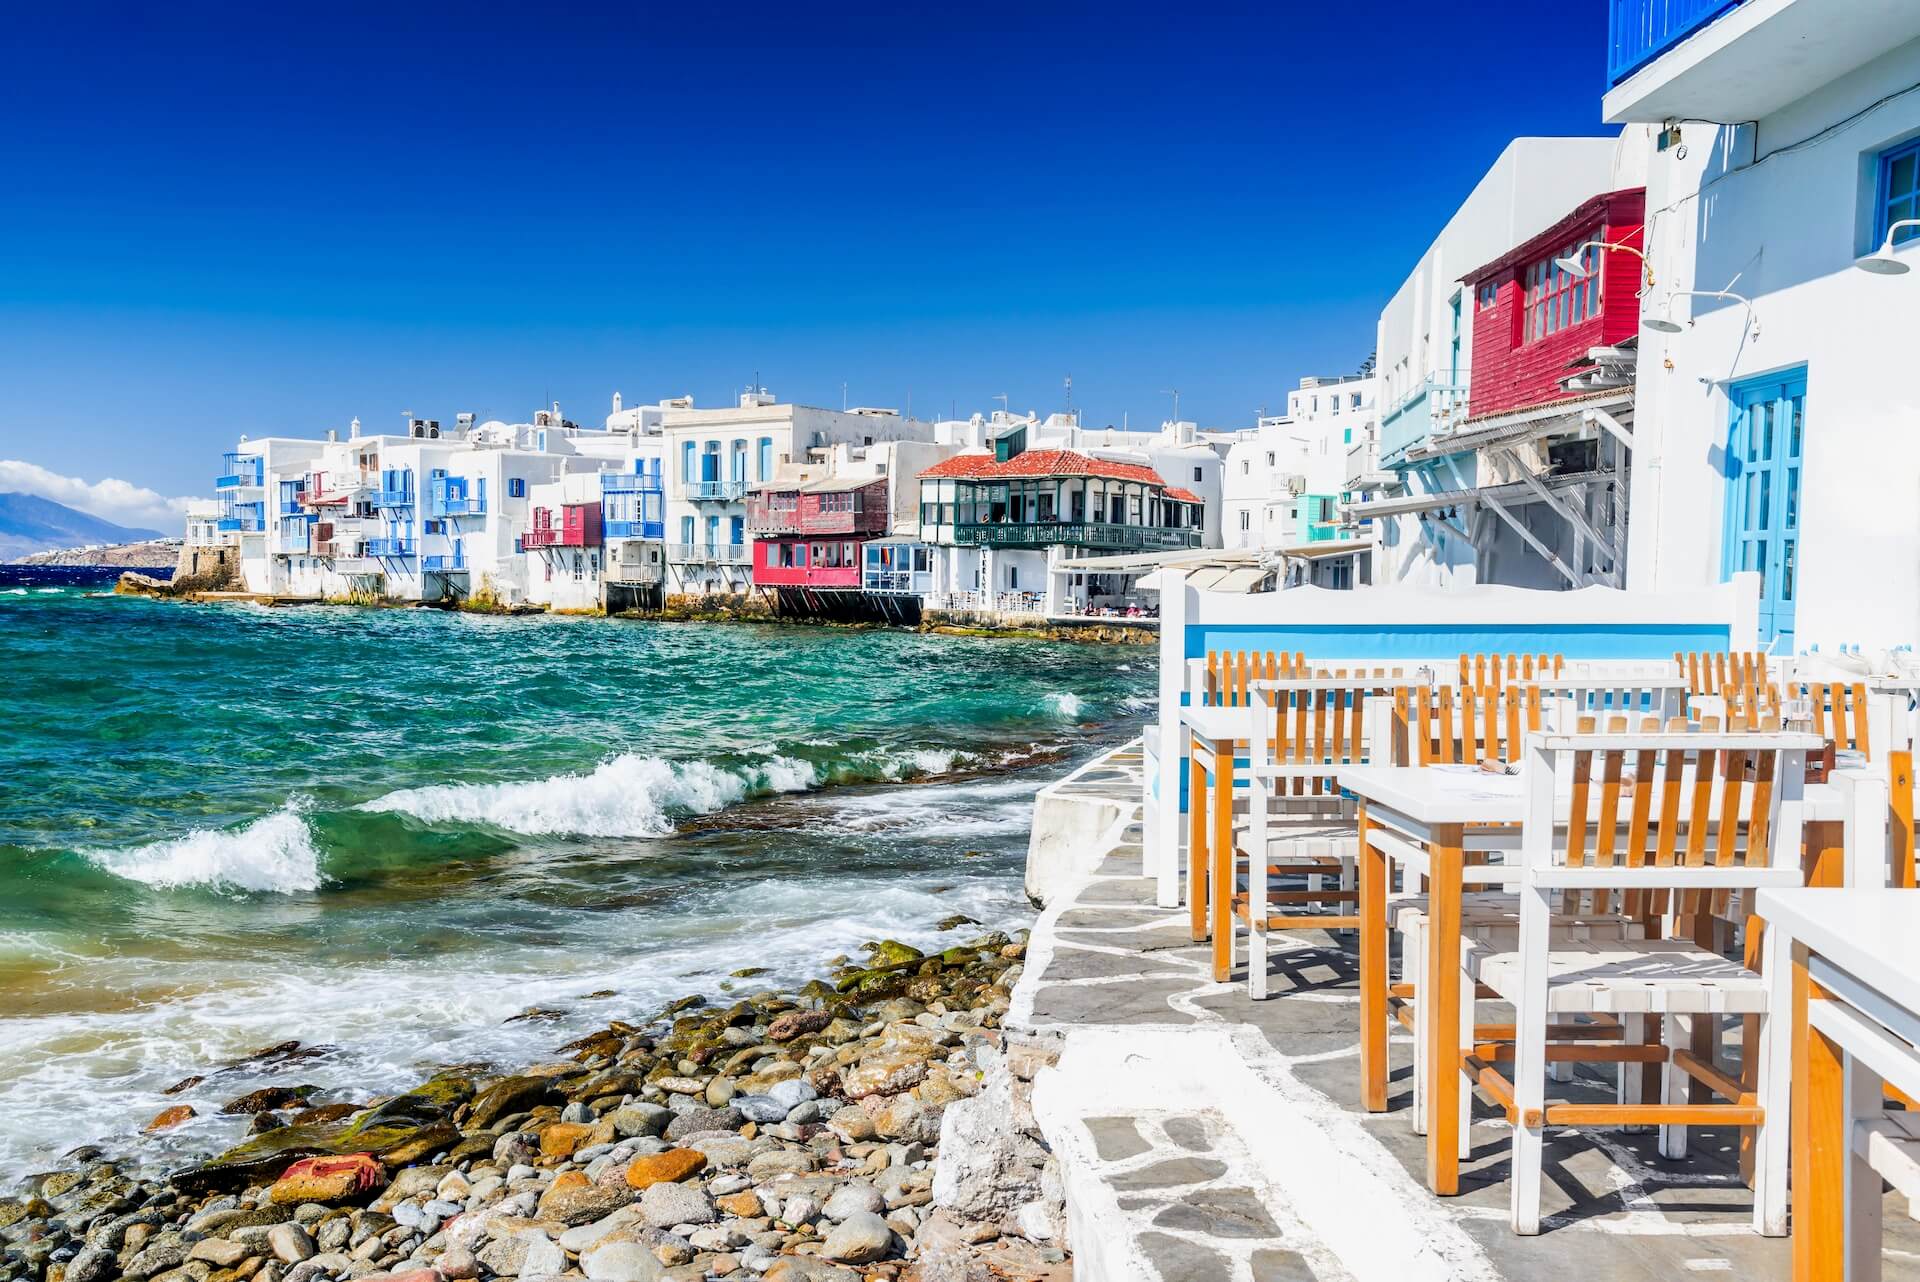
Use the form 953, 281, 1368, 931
1052, 547, 1261, 574
1272, 538, 1371, 561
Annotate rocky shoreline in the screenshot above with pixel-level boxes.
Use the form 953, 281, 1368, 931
0, 931, 1069, 1282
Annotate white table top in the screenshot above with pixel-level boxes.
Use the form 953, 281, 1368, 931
1338, 763, 1846, 826
1755, 888, 1920, 1016
1178, 704, 1257, 741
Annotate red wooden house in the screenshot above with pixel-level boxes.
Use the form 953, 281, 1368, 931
748, 476, 890, 592
1461, 187, 1646, 419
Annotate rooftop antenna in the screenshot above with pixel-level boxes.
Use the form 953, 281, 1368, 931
1160, 388, 1181, 422
842, 381, 848, 411
1063, 373, 1073, 414
993, 393, 1009, 415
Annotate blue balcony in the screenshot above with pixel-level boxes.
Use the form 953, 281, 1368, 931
216, 454, 264, 490
365, 537, 416, 558
425, 471, 487, 518
375, 488, 413, 509
424, 553, 467, 572
217, 499, 265, 533
688, 479, 747, 501
1607, 0, 1745, 86
604, 519, 666, 539
1377, 377, 1469, 468
601, 469, 664, 494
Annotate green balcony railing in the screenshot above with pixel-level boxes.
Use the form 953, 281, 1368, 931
951, 521, 1202, 550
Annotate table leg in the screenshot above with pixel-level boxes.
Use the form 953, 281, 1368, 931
1792, 943, 1845, 1282
1358, 804, 1387, 1113
1210, 741, 1234, 982
1425, 824, 1465, 1195
1188, 734, 1207, 943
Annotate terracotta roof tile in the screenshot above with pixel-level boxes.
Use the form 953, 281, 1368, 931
917, 447, 1169, 487
1163, 486, 1202, 503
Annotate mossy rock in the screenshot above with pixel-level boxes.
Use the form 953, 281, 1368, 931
864, 940, 924, 967
173, 1094, 458, 1192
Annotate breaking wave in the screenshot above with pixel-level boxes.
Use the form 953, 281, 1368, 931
81, 802, 323, 894
361, 752, 820, 837
1042, 691, 1085, 720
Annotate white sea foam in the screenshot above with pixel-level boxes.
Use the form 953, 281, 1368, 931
1, 588, 26, 596
1120, 693, 1155, 714
362, 752, 820, 837
84, 802, 324, 894
1042, 691, 1085, 720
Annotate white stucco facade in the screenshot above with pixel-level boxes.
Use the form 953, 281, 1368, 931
1610, 9, 1920, 653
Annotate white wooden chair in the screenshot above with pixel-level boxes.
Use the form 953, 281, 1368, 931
1465, 726, 1814, 1235
1235, 676, 1422, 998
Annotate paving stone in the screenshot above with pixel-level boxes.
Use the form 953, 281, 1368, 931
1054, 908, 1166, 929
1109, 1157, 1227, 1191
1083, 1116, 1152, 1162
1150, 1186, 1279, 1238
1136, 1230, 1231, 1280
1250, 1246, 1319, 1282
1160, 1116, 1212, 1152
1027, 979, 1199, 1026
1041, 947, 1190, 981
1076, 879, 1158, 905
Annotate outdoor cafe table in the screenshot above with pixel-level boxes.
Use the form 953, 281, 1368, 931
1755, 888, 1920, 1281
1337, 762, 1855, 1196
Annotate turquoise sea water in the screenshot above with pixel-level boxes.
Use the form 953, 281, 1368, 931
0, 588, 1151, 1181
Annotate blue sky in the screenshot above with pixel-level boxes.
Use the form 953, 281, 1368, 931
0, 1, 1615, 521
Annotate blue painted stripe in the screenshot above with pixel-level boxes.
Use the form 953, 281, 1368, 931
1186, 622, 1729, 663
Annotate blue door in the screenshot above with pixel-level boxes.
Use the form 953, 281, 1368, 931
1724, 372, 1806, 652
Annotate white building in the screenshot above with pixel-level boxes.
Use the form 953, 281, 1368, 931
1369, 137, 1630, 587
914, 411, 1224, 618
1219, 375, 1378, 586
658, 391, 936, 595
1605, 0, 1920, 654
219, 402, 666, 607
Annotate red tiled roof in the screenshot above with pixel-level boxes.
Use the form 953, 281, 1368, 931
1163, 486, 1202, 503
917, 448, 1168, 487
917, 451, 999, 478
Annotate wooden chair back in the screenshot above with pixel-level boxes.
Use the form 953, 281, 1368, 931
1206, 649, 1307, 706
1459, 652, 1563, 693
1398, 683, 1544, 768
1525, 719, 1810, 924
1250, 676, 1424, 815
1790, 680, 1873, 757
1677, 650, 1778, 716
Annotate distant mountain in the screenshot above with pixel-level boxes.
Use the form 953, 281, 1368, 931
0, 492, 166, 562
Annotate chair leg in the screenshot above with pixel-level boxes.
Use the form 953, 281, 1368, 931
1753, 929, 1792, 1236
1248, 820, 1270, 1002
1660, 1013, 1691, 1159
1406, 915, 1427, 1134
1458, 951, 1475, 1163
1509, 889, 1550, 1236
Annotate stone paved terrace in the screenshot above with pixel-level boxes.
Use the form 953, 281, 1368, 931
1008, 740, 1920, 1282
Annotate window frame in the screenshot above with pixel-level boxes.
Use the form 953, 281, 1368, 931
1519, 241, 1602, 343
1876, 137, 1920, 249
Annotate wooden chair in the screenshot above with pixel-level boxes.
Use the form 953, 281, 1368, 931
1388, 692, 1671, 1134
1231, 677, 1422, 997
1462, 726, 1811, 1235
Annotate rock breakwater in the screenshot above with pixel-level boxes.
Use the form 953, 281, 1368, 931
0, 931, 1068, 1282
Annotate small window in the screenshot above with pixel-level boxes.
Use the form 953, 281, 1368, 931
1265, 452, 1275, 466
1475, 280, 1498, 311
1238, 510, 1250, 531
1240, 460, 1250, 474
1192, 467, 1202, 483
1877, 138, 1920, 248
1350, 392, 1362, 409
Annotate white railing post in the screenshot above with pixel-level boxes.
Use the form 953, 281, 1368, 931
1152, 569, 1190, 903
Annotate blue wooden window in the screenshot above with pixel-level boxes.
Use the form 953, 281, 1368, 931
508, 477, 526, 498
757, 437, 773, 480
728, 515, 744, 547
680, 515, 694, 544
682, 441, 696, 482
1876, 138, 1920, 247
